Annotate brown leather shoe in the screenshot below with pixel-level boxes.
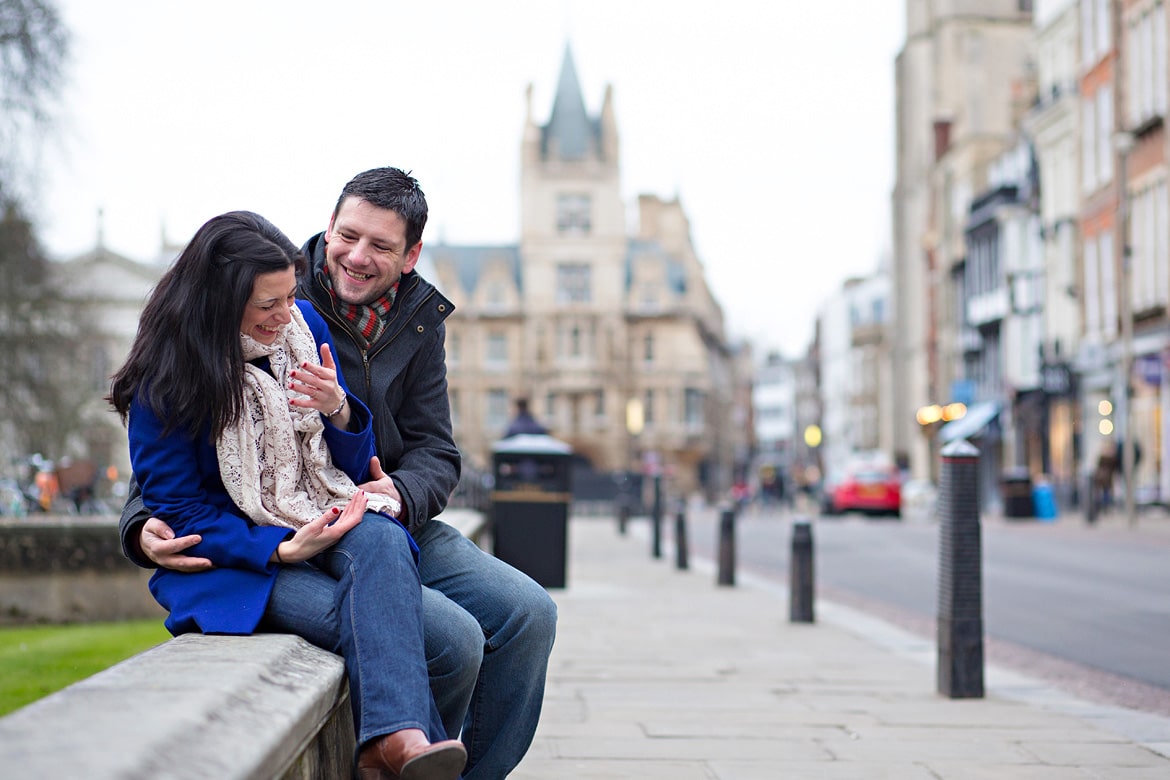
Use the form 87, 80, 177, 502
358, 732, 466, 780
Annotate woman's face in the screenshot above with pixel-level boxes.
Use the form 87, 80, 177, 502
240, 267, 297, 345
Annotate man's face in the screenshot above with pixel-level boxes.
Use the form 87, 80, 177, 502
324, 197, 421, 306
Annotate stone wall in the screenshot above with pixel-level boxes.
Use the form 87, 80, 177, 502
0, 516, 163, 624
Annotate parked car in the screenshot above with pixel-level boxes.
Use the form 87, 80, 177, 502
821, 460, 901, 517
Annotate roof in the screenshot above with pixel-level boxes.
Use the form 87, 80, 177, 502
541, 44, 600, 161
426, 244, 522, 294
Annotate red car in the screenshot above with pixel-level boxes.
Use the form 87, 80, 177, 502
822, 461, 901, 517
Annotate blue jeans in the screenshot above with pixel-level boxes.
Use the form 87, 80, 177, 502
259, 513, 446, 746
415, 519, 558, 780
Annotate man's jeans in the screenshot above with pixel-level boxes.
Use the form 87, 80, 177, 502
415, 519, 558, 780
259, 513, 446, 745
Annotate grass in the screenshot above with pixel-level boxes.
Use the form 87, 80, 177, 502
0, 620, 171, 717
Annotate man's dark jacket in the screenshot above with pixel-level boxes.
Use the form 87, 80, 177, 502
295, 232, 460, 535
118, 232, 459, 565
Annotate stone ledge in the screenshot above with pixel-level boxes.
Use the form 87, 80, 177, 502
0, 509, 488, 776
0, 633, 354, 779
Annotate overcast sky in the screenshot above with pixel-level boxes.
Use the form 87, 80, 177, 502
37, 0, 905, 359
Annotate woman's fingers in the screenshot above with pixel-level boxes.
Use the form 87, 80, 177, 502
319, 343, 336, 371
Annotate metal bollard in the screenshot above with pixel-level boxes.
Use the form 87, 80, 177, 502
651, 474, 663, 559
1084, 473, 1098, 525
617, 500, 629, 535
789, 518, 814, 622
717, 505, 736, 586
674, 501, 689, 570
937, 439, 984, 698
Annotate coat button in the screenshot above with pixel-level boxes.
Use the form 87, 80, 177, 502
417, 325, 425, 333
437, 304, 447, 312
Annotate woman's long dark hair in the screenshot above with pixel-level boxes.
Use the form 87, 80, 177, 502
108, 211, 306, 439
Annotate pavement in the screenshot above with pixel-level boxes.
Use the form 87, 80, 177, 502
509, 511, 1170, 779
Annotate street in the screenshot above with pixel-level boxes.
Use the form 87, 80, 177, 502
681, 504, 1170, 716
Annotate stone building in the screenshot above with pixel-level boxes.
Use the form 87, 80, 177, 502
53, 241, 169, 482
437, 47, 747, 499
891, 1, 1037, 483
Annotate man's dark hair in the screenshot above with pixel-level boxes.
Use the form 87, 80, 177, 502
333, 167, 429, 250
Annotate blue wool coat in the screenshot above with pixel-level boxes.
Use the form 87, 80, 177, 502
129, 300, 380, 636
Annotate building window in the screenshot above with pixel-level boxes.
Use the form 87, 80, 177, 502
1082, 97, 1097, 194
643, 332, 654, 363
485, 331, 507, 368
556, 193, 592, 234
684, 388, 704, 429
557, 319, 595, 361
486, 281, 506, 309
487, 389, 509, 430
1096, 85, 1113, 185
556, 262, 592, 304
447, 331, 461, 366
1081, 0, 1112, 66
1126, 2, 1168, 128
643, 389, 655, 425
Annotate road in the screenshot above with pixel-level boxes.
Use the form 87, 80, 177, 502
679, 504, 1170, 715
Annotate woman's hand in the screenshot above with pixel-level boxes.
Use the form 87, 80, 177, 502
273, 490, 367, 564
289, 343, 351, 429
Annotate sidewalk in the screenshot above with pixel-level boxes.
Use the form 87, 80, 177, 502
510, 515, 1170, 779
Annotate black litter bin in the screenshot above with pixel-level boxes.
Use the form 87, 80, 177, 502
490, 434, 573, 588
1001, 468, 1034, 519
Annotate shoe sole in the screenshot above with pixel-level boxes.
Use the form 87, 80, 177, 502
399, 743, 467, 780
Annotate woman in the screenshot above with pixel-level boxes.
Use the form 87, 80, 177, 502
108, 211, 465, 780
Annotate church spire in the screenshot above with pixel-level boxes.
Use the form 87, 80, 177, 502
542, 43, 598, 161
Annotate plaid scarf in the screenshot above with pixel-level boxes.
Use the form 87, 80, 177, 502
318, 266, 399, 348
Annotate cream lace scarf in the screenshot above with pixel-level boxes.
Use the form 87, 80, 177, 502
216, 305, 399, 530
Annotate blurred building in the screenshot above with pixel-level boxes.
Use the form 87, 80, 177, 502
54, 239, 170, 481
752, 352, 796, 501
889, 0, 1170, 514
891, 1, 1036, 485
436, 46, 748, 500
1022, 0, 1083, 510
814, 270, 894, 476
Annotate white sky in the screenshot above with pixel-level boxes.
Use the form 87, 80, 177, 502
36, 0, 905, 359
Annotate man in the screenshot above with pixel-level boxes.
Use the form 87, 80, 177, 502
119, 167, 557, 779
503, 398, 548, 438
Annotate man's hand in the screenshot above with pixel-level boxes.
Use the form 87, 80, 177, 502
141, 517, 213, 572
358, 456, 399, 499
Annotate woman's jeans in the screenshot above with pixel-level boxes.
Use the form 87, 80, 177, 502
259, 512, 446, 745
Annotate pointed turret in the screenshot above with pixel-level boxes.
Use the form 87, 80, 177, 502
541, 44, 599, 161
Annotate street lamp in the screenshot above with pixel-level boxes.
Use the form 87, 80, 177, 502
1114, 130, 1136, 529
619, 397, 644, 533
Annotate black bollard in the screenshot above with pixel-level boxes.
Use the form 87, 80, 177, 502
789, 518, 814, 622
674, 501, 689, 570
717, 505, 736, 586
617, 498, 629, 535
937, 439, 984, 698
651, 474, 663, 559
1084, 473, 1098, 525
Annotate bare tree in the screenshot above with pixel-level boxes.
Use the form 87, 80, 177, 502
0, 0, 76, 476
0, 201, 100, 462
0, 0, 70, 201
